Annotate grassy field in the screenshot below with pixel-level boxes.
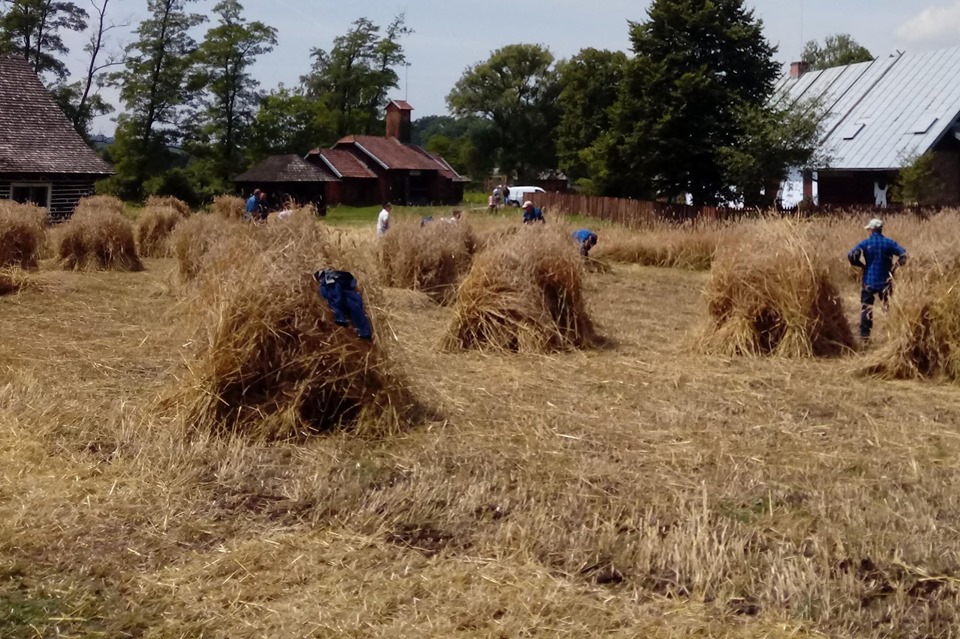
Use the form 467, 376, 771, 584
2, 207, 960, 637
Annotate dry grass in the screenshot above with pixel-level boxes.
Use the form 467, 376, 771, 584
593, 223, 723, 271
212, 194, 246, 220
57, 206, 143, 272
8, 211, 960, 637
145, 195, 191, 217
701, 220, 855, 357
0, 200, 47, 269
0, 267, 31, 295
136, 205, 183, 258
172, 216, 419, 441
443, 226, 597, 352
378, 218, 477, 303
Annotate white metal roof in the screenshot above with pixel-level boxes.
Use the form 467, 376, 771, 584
779, 46, 960, 171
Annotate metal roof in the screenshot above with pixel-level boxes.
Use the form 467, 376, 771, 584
779, 46, 960, 171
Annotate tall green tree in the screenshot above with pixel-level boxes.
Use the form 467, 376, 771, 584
801, 33, 872, 70
447, 44, 560, 181
246, 87, 336, 163
605, 0, 780, 204
188, 0, 277, 185
0, 0, 88, 81
301, 15, 411, 136
555, 48, 627, 190
105, 0, 205, 200
52, 0, 125, 139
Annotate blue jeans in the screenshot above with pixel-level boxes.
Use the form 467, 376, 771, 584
318, 271, 372, 340
860, 285, 890, 339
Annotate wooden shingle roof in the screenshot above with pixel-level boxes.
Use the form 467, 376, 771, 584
310, 148, 377, 179
335, 135, 444, 171
234, 154, 339, 183
0, 54, 112, 175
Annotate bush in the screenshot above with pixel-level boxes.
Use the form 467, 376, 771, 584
0, 201, 47, 269
173, 217, 419, 440
378, 218, 477, 303
700, 220, 854, 357
212, 195, 246, 220
443, 226, 597, 353
137, 206, 184, 258
58, 207, 143, 271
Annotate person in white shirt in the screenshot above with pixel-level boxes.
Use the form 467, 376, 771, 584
377, 202, 393, 237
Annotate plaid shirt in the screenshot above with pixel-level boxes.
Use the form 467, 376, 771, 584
848, 233, 907, 290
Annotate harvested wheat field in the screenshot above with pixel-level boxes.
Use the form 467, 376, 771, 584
3, 209, 960, 638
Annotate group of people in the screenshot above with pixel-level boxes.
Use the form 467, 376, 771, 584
244, 189, 269, 221
489, 184, 512, 211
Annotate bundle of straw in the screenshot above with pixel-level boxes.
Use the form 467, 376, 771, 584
145, 195, 191, 217
0, 201, 47, 269
378, 218, 477, 303
443, 226, 597, 353
137, 206, 184, 258
174, 216, 418, 440
74, 195, 126, 217
58, 206, 143, 271
701, 220, 854, 357
171, 214, 245, 282
212, 195, 246, 220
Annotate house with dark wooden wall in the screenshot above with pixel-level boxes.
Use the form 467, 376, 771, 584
234, 154, 339, 209
779, 47, 960, 207
240, 101, 467, 207
0, 55, 113, 218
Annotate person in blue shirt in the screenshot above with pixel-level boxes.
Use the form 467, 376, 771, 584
522, 201, 545, 224
848, 218, 908, 342
572, 229, 598, 256
244, 189, 260, 221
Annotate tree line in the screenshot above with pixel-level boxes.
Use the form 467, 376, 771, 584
0, 0, 873, 207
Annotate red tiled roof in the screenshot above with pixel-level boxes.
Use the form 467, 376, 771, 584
234, 154, 338, 183
336, 135, 443, 171
0, 54, 112, 175
314, 148, 377, 179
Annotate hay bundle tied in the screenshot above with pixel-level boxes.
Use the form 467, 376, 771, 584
0, 201, 47, 269
443, 226, 596, 353
864, 261, 960, 381
212, 194, 246, 220
74, 194, 126, 217
137, 206, 184, 257
175, 221, 417, 440
171, 214, 245, 281
145, 195, 191, 217
378, 217, 477, 303
58, 206, 143, 271
0, 268, 31, 296
701, 221, 854, 357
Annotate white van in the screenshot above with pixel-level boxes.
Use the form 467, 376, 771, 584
504, 186, 545, 207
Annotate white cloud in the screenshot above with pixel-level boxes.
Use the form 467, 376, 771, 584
897, 1, 960, 45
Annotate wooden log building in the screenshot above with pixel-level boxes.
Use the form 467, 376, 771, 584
0, 54, 113, 219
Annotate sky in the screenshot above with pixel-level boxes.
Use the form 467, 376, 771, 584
61, 0, 960, 136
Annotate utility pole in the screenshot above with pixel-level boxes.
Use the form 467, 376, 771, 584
405, 63, 411, 101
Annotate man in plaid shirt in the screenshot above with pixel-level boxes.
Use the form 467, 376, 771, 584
848, 218, 908, 342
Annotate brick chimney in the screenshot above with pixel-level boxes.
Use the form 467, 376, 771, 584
386, 100, 413, 143
790, 61, 811, 78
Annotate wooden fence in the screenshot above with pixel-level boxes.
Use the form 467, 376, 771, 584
527, 192, 724, 227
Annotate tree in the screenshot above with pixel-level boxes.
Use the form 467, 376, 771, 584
801, 34, 872, 70
104, 0, 205, 200
447, 44, 560, 181
0, 0, 88, 81
302, 15, 411, 136
246, 87, 336, 163
189, 0, 277, 185
52, 0, 126, 139
555, 48, 627, 188
894, 152, 943, 206
601, 0, 780, 204
718, 97, 825, 208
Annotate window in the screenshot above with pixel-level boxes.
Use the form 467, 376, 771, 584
10, 183, 51, 208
